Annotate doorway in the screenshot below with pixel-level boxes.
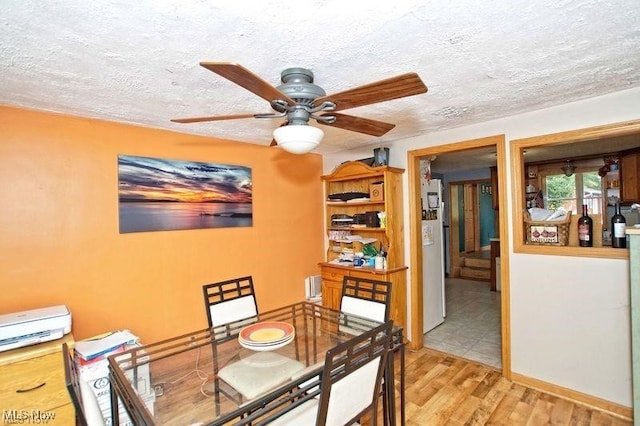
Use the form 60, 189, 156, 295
448, 180, 496, 279
424, 277, 502, 368
407, 135, 510, 377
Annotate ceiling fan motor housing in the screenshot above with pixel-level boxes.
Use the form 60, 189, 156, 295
276, 67, 336, 125
277, 68, 326, 104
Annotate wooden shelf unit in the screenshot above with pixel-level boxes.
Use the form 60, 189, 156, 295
320, 161, 407, 331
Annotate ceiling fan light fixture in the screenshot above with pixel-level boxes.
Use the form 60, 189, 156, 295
273, 125, 324, 154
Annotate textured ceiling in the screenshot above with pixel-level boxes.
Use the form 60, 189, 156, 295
1, 0, 639, 155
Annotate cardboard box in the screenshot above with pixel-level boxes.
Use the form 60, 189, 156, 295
77, 334, 155, 426
369, 183, 384, 202
79, 347, 155, 426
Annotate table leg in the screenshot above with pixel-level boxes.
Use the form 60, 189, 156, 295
385, 351, 397, 426
400, 343, 406, 426
110, 381, 120, 426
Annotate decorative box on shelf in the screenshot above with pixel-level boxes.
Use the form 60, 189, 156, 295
524, 211, 572, 246
369, 182, 384, 202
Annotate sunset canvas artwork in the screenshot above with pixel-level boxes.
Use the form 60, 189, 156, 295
118, 155, 252, 233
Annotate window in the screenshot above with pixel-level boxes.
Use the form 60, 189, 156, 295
542, 170, 603, 215
512, 118, 640, 256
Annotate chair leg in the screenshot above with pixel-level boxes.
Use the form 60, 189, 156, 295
400, 345, 406, 426
378, 379, 384, 425
384, 353, 397, 426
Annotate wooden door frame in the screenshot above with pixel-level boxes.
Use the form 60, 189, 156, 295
407, 135, 511, 379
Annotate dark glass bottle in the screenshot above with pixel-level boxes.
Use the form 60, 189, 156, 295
611, 203, 627, 248
578, 204, 593, 247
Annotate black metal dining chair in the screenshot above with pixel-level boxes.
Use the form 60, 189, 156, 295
340, 275, 395, 425
203, 276, 259, 329
203, 276, 304, 404
267, 319, 394, 425
299, 276, 393, 395
339, 276, 392, 335
62, 342, 90, 426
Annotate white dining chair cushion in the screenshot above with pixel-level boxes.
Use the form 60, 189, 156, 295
218, 352, 305, 400
291, 362, 324, 381
208, 295, 257, 327
269, 399, 319, 425
291, 361, 324, 394
270, 401, 363, 426
341, 296, 386, 322
325, 357, 381, 425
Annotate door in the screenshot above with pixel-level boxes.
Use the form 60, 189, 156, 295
463, 183, 477, 253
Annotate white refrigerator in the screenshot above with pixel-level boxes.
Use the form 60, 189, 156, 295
421, 178, 446, 334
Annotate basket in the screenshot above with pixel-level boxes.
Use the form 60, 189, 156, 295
523, 211, 572, 246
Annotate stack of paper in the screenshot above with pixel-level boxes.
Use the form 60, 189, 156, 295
74, 330, 139, 361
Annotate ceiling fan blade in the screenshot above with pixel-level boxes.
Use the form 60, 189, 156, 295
315, 73, 427, 111
200, 62, 296, 105
171, 113, 259, 123
319, 113, 396, 136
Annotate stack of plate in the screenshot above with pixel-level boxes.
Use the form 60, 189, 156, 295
238, 321, 295, 352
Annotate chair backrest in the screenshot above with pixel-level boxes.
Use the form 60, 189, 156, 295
340, 276, 392, 323
203, 276, 258, 328
316, 320, 393, 425
62, 342, 89, 426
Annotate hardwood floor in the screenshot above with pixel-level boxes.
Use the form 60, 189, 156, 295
144, 334, 631, 425
388, 347, 632, 425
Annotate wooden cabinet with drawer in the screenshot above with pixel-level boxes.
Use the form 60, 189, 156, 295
320, 266, 344, 310
319, 263, 407, 331
0, 334, 75, 424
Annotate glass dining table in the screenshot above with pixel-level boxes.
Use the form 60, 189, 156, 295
108, 301, 405, 425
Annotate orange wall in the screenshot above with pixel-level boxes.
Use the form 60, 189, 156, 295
0, 106, 325, 343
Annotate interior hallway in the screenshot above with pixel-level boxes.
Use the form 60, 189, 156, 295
423, 277, 502, 369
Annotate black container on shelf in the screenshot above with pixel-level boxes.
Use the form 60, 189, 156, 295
373, 147, 389, 166
365, 211, 380, 228
352, 214, 367, 225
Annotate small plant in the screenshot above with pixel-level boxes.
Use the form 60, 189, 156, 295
362, 244, 378, 257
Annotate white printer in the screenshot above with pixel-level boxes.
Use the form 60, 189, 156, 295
0, 305, 72, 352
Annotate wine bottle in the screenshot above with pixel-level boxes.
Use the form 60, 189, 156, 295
611, 203, 627, 248
578, 204, 593, 247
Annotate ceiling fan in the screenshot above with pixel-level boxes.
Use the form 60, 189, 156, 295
172, 62, 428, 154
